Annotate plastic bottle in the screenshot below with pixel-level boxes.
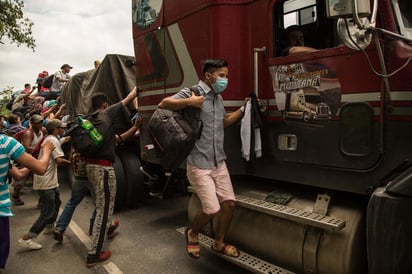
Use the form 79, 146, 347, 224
78, 116, 103, 145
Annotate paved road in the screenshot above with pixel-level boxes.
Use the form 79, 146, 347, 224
5, 177, 251, 274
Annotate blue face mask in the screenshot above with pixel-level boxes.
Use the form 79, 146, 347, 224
211, 76, 228, 94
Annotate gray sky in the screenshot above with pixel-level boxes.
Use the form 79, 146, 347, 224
0, 0, 134, 92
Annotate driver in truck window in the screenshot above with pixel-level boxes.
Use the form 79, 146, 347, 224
280, 25, 317, 56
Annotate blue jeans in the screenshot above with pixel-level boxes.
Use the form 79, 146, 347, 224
28, 188, 60, 238
55, 178, 94, 233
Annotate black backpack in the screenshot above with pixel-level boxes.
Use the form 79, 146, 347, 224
6, 99, 14, 110
42, 75, 54, 88
64, 113, 104, 157
147, 86, 203, 171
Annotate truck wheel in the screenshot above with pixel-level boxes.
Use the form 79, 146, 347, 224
303, 112, 310, 122
118, 148, 145, 206
113, 153, 126, 210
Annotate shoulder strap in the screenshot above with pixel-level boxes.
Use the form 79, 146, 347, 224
189, 85, 202, 96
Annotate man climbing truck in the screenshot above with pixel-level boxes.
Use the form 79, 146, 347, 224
132, 0, 412, 273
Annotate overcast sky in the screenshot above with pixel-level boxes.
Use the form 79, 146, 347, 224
0, 0, 134, 92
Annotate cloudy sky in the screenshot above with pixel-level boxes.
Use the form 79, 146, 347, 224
0, 0, 134, 92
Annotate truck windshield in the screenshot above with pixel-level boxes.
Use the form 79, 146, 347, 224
305, 95, 321, 104
393, 0, 412, 39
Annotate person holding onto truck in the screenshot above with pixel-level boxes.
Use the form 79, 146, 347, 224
158, 59, 244, 259
0, 133, 55, 269
49, 64, 72, 98
280, 25, 317, 56
53, 115, 143, 243
84, 86, 138, 267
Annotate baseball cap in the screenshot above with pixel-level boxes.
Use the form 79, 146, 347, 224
48, 99, 57, 108
45, 119, 67, 133
61, 64, 73, 69
30, 114, 43, 124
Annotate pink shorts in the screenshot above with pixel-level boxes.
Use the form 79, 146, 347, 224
186, 161, 235, 215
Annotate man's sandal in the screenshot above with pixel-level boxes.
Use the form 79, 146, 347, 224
211, 243, 240, 258
185, 228, 200, 259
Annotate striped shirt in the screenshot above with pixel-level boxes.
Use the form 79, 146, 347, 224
0, 135, 25, 216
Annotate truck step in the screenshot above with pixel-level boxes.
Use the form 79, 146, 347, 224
177, 226, 295, 274
235, 194, 345, 232
187, 187, 345, 232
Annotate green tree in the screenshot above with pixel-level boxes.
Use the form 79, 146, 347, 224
0, 0, 36, 51
0, 86, 13, 115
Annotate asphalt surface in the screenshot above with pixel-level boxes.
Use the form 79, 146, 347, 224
5, 175, 251, 274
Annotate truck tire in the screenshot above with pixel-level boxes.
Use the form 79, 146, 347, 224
303, 111, 310, 122
113, 153, 127, 210
117, 148, 145, 206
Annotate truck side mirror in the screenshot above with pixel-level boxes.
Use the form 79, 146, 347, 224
326, 0, 373, 50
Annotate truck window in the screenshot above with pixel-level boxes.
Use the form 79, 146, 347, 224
283, 0, 317, 28
274, 0, 339, 57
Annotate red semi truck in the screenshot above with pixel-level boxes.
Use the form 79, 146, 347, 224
132, 0, 412, 273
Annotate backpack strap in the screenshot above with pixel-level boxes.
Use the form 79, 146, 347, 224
187, 85, 203, 139
189, 85, 202, 96
32, 134, 48, 158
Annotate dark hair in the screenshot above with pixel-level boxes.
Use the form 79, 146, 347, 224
283, 25, 303, 40
8, 114, 19, 124
24, 83, 31, 88
91, 93, 108, 110
201, 59, 228, 76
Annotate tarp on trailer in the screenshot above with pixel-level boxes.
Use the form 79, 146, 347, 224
60, 54, 137, 129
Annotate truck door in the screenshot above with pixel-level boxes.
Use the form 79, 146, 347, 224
267, 0, 382, 170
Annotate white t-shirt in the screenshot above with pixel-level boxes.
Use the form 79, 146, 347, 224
50, 71, 70, 92
33, 135, 64, 190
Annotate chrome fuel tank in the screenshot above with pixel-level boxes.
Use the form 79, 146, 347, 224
188, 188, 367, 274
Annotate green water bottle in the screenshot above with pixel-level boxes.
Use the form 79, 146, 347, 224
78, 116, 103, 145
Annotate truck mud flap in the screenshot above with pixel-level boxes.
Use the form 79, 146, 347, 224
176, 226, 295, 274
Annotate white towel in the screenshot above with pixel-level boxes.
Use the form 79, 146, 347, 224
240, 101, 262, 161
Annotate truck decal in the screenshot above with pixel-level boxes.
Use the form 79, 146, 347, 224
270, 63, 340, 122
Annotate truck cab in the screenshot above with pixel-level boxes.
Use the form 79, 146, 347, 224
132, 0, 412, 273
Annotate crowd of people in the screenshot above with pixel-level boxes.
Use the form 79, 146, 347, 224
1, 58, 245, 270
0, 62, 141, 268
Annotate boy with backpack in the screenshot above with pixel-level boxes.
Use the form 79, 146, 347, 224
158, 59, 244, 259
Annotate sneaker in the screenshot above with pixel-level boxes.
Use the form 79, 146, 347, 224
11, 197, 24, 206
107, 219, 119, 238
17, 238, 42, 250
139, 166, 159, 180
86, 251, 112, 268
43, 224, 55, 234
53, 230, 63, 243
